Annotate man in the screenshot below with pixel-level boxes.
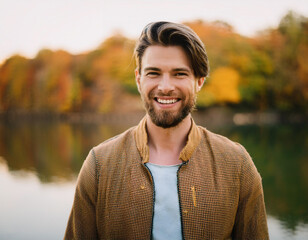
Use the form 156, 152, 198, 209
65, 22, 269, 239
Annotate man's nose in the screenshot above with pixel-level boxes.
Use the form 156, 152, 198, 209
157, 74, 175, 93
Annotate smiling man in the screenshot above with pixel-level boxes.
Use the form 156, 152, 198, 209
137, 45, 202, 130
65, 22, 269, 239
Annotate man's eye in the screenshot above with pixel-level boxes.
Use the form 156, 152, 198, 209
146, 72, 159, 76
175, 72, 188, 77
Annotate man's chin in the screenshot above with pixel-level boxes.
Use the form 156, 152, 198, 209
144, 98, 194, 128
152, 120, 181, 129
148, 111, 186, 129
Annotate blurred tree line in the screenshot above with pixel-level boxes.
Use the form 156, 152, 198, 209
0, 11, 307, 115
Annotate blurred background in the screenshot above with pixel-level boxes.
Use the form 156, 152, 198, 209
0, 0, 307, 239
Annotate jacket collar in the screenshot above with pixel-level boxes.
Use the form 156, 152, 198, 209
134, 116, 202, 164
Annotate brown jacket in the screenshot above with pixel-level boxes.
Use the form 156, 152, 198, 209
65, 117, 269, 239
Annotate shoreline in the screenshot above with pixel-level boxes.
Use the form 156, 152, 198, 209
0, 108, 306, 127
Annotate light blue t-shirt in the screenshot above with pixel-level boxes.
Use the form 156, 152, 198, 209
146, 162, 182, 240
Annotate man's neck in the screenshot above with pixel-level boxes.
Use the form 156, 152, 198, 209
146, 114, 192, 165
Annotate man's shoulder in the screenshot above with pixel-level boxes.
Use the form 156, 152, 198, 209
197, 125, 249, 161
196, 125, 259, 178
198, 125, 241, 148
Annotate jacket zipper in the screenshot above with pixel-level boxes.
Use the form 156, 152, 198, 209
143, 164, 155, 240
144, 161, 187, 240
177, 161, 188, 240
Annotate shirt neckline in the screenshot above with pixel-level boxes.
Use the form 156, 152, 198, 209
134, 116, 202, 164
146, 162, 182, 168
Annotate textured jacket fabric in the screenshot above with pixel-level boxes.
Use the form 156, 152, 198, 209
64, 117, 269, 240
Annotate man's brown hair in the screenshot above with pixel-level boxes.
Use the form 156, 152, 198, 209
134, 21, 209, 78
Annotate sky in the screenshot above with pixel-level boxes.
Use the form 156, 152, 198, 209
1, 0, 308, 63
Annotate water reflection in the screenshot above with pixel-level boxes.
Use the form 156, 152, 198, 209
0, 120, 129, 182
0, 159, 75, 240
0, 119, 307, 239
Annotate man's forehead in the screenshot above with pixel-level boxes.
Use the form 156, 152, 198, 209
141, 45, 192, 71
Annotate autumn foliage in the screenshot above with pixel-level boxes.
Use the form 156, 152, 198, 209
0, 11, 307, 114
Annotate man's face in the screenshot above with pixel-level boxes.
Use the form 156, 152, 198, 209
135, 45, 204, 128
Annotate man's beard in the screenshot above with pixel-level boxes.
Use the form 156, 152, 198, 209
141, 90, 196, 129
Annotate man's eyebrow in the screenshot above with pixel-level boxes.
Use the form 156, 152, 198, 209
143, 67, 192, 73
173, 68, 191, 72
143, 67, 161, 72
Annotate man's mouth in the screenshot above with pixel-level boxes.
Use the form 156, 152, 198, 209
155, 98, 180, 104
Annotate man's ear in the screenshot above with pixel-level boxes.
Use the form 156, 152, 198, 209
196, 77, 205, 92
135, 69, 141, 93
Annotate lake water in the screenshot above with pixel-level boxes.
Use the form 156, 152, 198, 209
0, 116, 307, 239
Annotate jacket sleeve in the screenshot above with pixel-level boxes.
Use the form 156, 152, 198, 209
64, 149, 99, 240
232, 145, 269, 240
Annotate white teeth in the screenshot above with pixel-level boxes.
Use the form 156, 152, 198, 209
157, 98, 177, 104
